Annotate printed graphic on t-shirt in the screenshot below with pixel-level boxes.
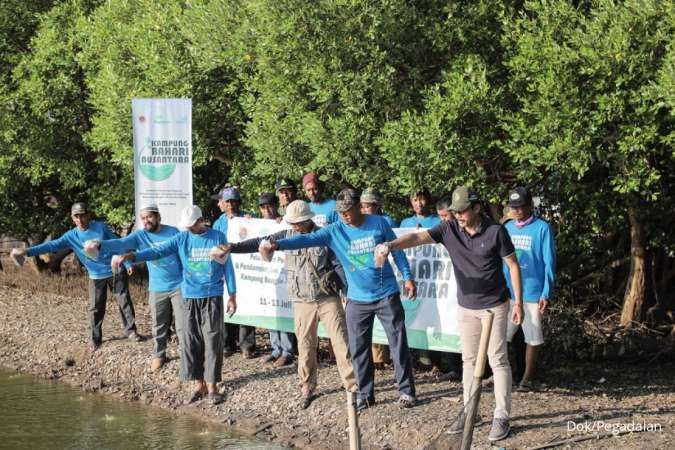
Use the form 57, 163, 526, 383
347, 236, 376, 270
511, 234, 532, 269
186, 247, 212, 281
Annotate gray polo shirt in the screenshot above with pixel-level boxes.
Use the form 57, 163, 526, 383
428, 217, 515, 310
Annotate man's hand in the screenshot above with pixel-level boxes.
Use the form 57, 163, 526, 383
404, 280, 417, 300
112, 252, 134, 271
373, 243, 390, 268
10, 248, 26, 267
539, 298, 549, 314
511, 302, 524, 326
226, 294, 237, 317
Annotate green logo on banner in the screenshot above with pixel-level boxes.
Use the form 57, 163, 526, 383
137, 136, 190, 181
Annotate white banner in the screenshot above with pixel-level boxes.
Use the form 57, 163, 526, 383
132, 98, 193, 228
225, 218, 460, 352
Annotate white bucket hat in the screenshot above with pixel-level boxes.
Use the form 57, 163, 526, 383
179, 205, 203, 229
284, 200, 315, 224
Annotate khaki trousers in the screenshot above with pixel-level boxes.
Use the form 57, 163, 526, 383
458, 300, 512, 420
294, 297, 357, 395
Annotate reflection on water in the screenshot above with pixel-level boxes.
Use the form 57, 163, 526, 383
0, 370, 279, 450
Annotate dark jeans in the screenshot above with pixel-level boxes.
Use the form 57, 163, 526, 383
223, 324, 256, 353
345, 293, 415, 401
88, 272, 137, 345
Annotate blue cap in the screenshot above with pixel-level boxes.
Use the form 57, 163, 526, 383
212, 186, 241, 201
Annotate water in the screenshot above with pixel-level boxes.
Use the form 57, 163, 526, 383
0, 369, 279, 450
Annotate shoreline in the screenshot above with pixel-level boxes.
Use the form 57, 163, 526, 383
0, 284, 673, 449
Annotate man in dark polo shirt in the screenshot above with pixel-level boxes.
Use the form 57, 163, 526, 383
377, 186, 523, 443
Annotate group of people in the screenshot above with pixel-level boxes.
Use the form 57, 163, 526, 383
11, 172, 555, 443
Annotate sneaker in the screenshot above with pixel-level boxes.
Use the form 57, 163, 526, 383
398, 394, 416, 409
446, 411, 482, 435
242, 350, 255, 359
208, 391, 225, 405
150, 357, 165, 371
223, 349, 235, 358
488, 418, 510, 442
263, 354, 277, 364
273, 355, 292, 367
128, 332, 143, 343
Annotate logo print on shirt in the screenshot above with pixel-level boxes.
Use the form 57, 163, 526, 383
347, 236, 376, 270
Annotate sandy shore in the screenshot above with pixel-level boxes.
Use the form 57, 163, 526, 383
0, 280, 673, 449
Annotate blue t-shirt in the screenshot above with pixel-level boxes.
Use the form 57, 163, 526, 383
309, 200, 339, 227
134, 229, 236, 299
399, 214, 441, 229
503, 217, 556, 302
100, 225, 182, 292
27, 220, 128, 279
277, 215, 412, 302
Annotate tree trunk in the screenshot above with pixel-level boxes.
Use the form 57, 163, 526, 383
620, 202, 647, 327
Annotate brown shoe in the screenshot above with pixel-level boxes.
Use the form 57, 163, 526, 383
150, 357, 165, 371
223, 350, 235, 358
263, 354, 277, 364
273, 355, 292, 367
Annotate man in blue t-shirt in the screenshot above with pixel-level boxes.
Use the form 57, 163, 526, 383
212, 186, 256, 358
503, 187, 556, 391
399, 189, 441, 229
302, 171, 339, 226
264, 189, 418, 410
91, 204, 183, 371
13, 202, 141, 352
115, 205, 237, 406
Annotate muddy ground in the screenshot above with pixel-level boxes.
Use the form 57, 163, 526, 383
0, 267, 672, 449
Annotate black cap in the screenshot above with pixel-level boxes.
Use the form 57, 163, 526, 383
258, 192, 277, 206
71, 202, 88, 215
508, 187, 532, 208
275, 178, 296, 192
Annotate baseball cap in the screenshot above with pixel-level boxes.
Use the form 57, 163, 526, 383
449, 186, 479, 212
335, 188, 360, 212
508, 187, 532, 208
360, 188, 380, 205
179, 205, 203, 229
71, 202, 88, 215
211, 186, 241, 201
275, 178, 296, 193
258, 192, 277, 206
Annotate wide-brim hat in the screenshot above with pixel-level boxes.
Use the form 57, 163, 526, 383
283, 200, 315, 224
